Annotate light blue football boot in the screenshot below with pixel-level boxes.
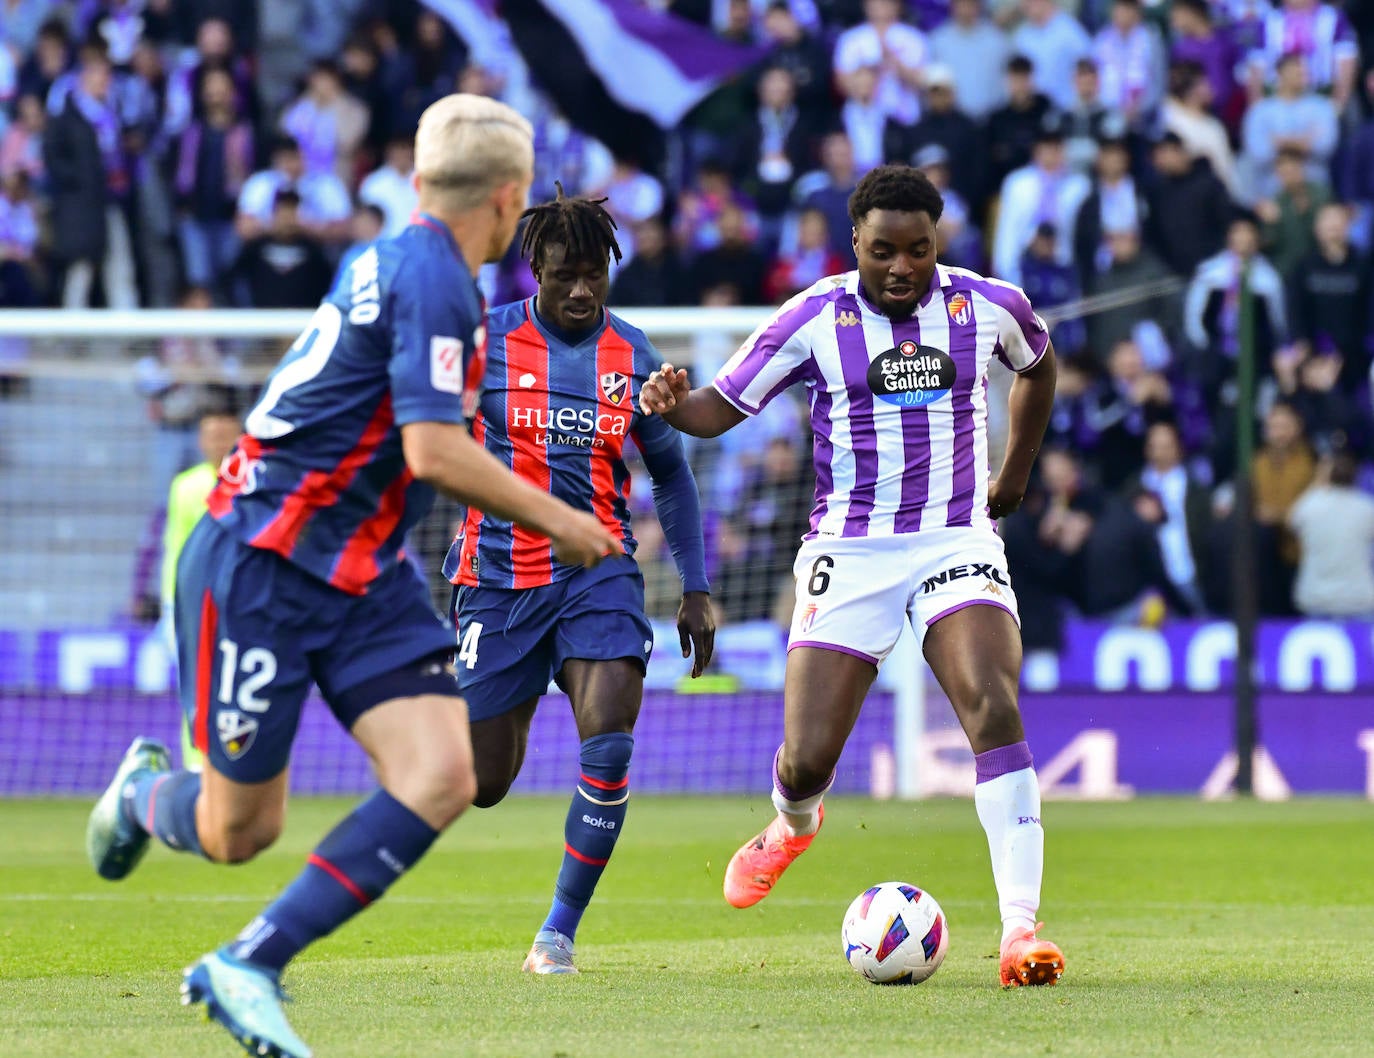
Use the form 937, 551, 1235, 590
521, 927, 578, 974
86, 736, 171, 880
182, 950, 313, 1058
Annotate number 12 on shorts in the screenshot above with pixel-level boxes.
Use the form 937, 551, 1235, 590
457, 622, 483, 670
217, 639, 277, 713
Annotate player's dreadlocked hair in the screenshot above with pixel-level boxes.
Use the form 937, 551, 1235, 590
847, 164, 945, 226
519, 181, 623, 268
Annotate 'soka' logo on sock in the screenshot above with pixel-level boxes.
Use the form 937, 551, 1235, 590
582, 814, 616, 830
1017, 816, 1041, 825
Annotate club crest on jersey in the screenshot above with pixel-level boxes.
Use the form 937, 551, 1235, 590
217, 710, 259, 760
600, 371, 631, 406
948, 292, 972, 326
867, 344, 957, 407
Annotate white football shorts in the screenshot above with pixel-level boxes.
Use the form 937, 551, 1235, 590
787, 526, 1021, 664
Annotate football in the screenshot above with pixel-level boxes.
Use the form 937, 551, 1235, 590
841, 881, 949, 985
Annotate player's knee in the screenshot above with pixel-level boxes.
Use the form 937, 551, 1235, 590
201, 815, 283, 864
472, 776, 513, 809
959, 689, 1022, 750
398, 739, 476, 826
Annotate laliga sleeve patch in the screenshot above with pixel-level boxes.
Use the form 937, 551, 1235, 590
430, 335, 465, 394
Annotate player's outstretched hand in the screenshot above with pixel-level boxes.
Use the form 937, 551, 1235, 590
639, 363, 692, 416
987, 477, 1026, 520
677, 591, 715, 678
551, 510, 624, 569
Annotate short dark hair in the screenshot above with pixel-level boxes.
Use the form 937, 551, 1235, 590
848, 165, 944, 225
273, 188, 302, 211
520, 181, 623, 267
1007, 54, 1034, 76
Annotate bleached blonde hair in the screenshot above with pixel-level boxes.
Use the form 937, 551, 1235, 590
414, 94, 534, 212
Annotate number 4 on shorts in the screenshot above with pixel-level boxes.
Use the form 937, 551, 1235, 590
457, 622, 483, 670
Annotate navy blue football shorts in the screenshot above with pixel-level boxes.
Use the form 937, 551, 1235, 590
450, 556, 654, 722
174, 517, 457, 783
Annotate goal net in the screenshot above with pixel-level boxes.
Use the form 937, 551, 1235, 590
0, 307, 955, 800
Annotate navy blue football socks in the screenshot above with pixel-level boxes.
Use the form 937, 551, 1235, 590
228, 789, 438, 974
542, 732, 634, 941
125, 770, 205, 857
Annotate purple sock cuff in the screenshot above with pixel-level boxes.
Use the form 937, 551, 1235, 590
772, 745, 833, 802
974, 741, 1033, 784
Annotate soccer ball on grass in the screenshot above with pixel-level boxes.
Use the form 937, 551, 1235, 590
841, 881, 948, 984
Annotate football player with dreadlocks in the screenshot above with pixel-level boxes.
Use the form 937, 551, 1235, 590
442, 184, 715, 974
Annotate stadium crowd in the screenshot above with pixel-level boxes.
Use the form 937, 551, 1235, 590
5, 0, 1374, 637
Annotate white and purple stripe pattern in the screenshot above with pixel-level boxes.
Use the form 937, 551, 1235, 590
1257, 6, 1358, 90
713, 268, 1047, 540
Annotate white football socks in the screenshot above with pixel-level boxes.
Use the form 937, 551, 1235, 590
973, 766, 1044, 943
771, 746, 831, 836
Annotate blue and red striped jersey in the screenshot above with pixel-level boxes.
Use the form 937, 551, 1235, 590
207, 214, 485, 595
442, 298, 678, 590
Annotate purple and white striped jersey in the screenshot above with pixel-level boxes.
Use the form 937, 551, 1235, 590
713, 265, 1049, 539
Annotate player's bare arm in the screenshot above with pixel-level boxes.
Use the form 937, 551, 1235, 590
402, 420, 621, 568
638, 363, 747, 438
989, 341, 1057, 520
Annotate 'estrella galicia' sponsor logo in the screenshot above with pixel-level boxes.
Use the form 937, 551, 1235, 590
920, 563, 1009, 594
582, 814, 617, 830
218, 710, 259, 760
867, 343, 956, 407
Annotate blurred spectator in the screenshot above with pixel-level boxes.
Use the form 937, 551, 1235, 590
1252, 399, 1316, 614
900, 63, 984, 209
1085, 227, 1177, 366
358, 134, 417, 238
676, 159, 761, 256
1185, 215, 1287, 403
764, 205, 844, 301
984, 54, 1053, 190
335, 202, 383, 283
43, 43, 137, 309
1075, 487, 1199, 620
1168, 0, 1243, 133
1273, 345, 1364, 457
1161, 60, 1240, 200
688, 202, 768, 304
1072, 133, 1146, 283
0, 90, 43, 182
0, 169, 36, 305
1257, 146, 1330, 280
712, 434, 814, 622
610, 216, 688, 307
173, 65, 252, 299
837, 63, 887, 173
1060, 59, 1123, 176
1011, 0, 1090, 111
339, 33, 389, 156
1000, 478, 1083, 651
914, 143, 982, 270
235, 135, 351, 245
1248, 0, 1359, 112
17, 18, 69, 105
136, 285, 241, 506
1129, 420, 1210, 613
832, 0, 927, 125
1287, 203, 1369, 387
1239, 53, 1337, 205
1019, 222, 1085, 355
0, 1, 61, 57
928, 0, 1010, 122
604, 156, 665, 232
92, 0, 146, 69
528, 98, 613, 202
1288, 451, 1374, 618
281, 59, 369, 187
401, 8, 466, 129
232, 189, 333, 309
628, 510, 690, 622
1085, 338, 1174, 488
993, 119, 1089, 286
758, 0, 832, 121
1090, 0, 1164, 132
1144, 133, 1233, 278
794, 130, 860, 267
1045, 354, 1100, 452
735, 66, 817, 232
164, 16, 254, 139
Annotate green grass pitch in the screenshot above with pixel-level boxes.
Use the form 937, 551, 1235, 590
3, 796, 1373, 1058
